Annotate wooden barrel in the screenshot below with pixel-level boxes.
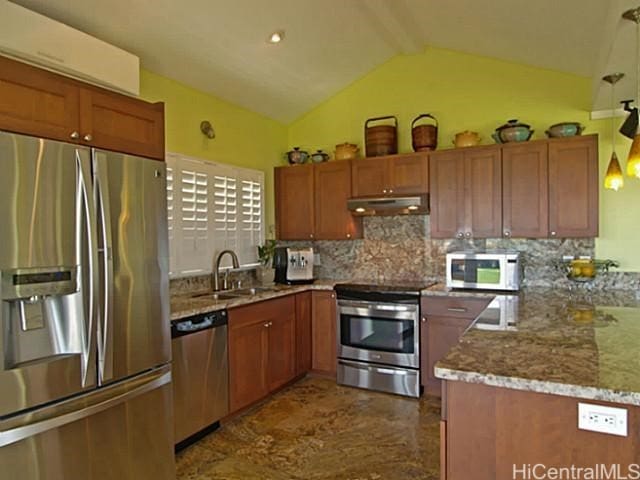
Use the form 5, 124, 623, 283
365, 116, 397, 157
411, 113, 438, 151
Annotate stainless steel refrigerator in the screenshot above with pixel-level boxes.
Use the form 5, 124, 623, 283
0, 131, 175, 479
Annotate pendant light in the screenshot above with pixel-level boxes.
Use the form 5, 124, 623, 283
603, 73, 625, 191
623, 7, 640, 178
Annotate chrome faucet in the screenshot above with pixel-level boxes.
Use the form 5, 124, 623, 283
212, 250, 240, 291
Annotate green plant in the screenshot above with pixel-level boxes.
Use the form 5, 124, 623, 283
257, 239, 277, 267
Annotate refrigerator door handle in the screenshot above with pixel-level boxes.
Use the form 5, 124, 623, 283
76, 149, 99, 387
0, 370, 171, 448
94, 154, 114, 384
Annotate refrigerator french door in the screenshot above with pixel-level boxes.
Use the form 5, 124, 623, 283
0, 131, 174, 479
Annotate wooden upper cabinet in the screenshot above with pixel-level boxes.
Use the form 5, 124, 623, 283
275, 164, 315, 240
429, 150, 464, 239
464, 146, 502, 238
0, 56, 165, 160
388, 153, 429, 194
314, 161, 362, 240
0, 55, 80, 143
79, 88, 164, 160
548, 135, 599, 238
351, 157, 387, 197
351, 152, 429, 197
502, 142, 549, 238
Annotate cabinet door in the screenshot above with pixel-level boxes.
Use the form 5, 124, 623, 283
502, 143, 549, 238
548, 135, 599, 238
275, 165, 315, 240
351, 157, 388, 197
464, 147, 502, 238
79, 88, 165, 160
267, 298, 297, 392
314, 161, 362, 240
0, 56, 80, 143
388, 153, 429, 195
424, 316, 473, 396
228, 313, 269, 413
429, 150, 465, 239
295, 292, 312, 376
311, 291, 337, 376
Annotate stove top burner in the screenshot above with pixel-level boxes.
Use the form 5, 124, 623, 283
334, 281, 437, 297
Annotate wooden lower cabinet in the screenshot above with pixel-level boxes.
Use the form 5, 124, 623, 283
228, 296, 296, 413
311, 291, 337, 376
443, 381, 640, 480
421, 296, 491, 395
295, 292, 312, 376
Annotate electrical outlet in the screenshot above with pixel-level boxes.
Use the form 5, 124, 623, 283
578, 403, 627, 436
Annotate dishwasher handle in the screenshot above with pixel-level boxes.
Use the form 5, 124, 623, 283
171, 310, 227, 338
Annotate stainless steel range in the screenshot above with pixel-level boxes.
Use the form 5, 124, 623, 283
335, 282, 434, 398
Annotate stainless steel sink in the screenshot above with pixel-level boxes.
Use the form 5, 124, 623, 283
229, 287, 274, 296
190, 292, 241, 301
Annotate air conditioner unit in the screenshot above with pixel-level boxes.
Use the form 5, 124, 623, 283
0, 1, 139, 96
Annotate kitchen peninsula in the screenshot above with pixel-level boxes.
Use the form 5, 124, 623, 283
433, 287, 640, 480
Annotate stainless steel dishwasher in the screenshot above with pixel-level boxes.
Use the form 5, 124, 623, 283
171, 309, 229, 450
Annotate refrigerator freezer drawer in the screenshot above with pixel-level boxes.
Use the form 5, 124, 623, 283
0, 366, 175, 480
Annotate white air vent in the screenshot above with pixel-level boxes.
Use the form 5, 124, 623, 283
0, 1, 139, 96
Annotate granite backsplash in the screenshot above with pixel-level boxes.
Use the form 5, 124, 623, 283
283, 216, 640, 291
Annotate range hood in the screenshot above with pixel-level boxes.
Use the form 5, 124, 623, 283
347, 195, 429, 216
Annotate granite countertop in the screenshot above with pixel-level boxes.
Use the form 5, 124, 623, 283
170, 280, 338, 321
435, 287, 640, 406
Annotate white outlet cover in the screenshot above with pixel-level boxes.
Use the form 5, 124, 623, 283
578, 403, 627, 437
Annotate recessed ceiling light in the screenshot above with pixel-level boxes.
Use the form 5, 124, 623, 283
268, 30, 285, 44
408, 205, 419, 211
355, 207, 366, 213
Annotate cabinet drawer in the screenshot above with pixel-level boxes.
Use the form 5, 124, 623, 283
421, 296, 491, 319
228, 295, 295, 329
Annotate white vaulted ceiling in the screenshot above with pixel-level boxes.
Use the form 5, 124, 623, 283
7, 0, 627, 122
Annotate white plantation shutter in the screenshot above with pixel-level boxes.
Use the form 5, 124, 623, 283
165, 153, 264, 277
239, 172, 263, 264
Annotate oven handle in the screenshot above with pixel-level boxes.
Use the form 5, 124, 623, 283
337, 299, 418, 313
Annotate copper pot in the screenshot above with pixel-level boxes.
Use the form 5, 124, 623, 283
453, 131, 481, 148
334, 142, 359, 160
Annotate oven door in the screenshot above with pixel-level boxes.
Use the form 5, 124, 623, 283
337, 300, 419, 368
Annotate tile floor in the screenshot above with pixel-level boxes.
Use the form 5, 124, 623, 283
176, 377, 441, 479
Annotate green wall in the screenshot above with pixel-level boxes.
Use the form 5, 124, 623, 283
287, 47, 640, 271
139, 69, 287, 231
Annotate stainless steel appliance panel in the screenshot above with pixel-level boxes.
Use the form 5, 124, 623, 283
172, 318, 228, 443
0, 366, 174, 480
337, 359, 420, 398
337, 300, 419, 368
0, 134, 97, 416
93, 150, 171, 385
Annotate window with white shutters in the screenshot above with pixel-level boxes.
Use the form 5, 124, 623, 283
165, 153, 264, 277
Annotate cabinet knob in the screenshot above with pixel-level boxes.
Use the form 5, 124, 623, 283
383, 189, 387, 194
83, 134, 93, 142
70, 131, 80, 140
456, 232, 463, 239
421, 317, 426, 323
389, 189, 393, 194
331, 294, 335, 299
504, 230, 511, 237
465, 232, 472, 238
264, 322, 270, 328
550, 231, 557, 237
346, 233, 351, 238
310, 233, 314, 239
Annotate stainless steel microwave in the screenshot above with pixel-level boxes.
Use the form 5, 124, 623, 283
446, 250, 522, 291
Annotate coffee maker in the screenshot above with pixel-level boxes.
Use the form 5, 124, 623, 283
274, 247, 315, 285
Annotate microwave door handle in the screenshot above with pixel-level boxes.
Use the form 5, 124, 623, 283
76, 149, 99, 387
94, 153, 114, 384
